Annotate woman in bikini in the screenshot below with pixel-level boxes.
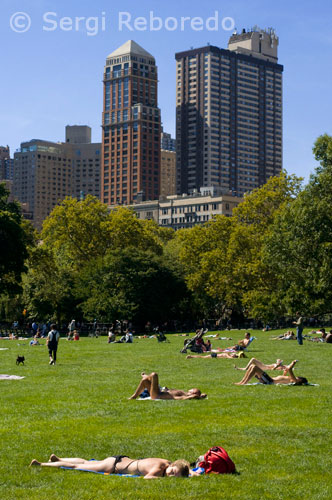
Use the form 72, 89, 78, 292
234, 360, 308, 386
30, 454, 190, 479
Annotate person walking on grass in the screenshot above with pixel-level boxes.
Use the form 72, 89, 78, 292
47, 324, 60, 365
30, 453, 190, 479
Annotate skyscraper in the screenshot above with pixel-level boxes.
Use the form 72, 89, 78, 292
175, 27, 283, 196
101, 40, 161, 205
0, 146, 13, 181
161, 132, 176, 152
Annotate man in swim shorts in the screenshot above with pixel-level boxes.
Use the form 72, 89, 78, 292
30, 454, 190, 479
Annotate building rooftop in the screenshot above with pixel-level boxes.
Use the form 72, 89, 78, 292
107, 40, 154, 60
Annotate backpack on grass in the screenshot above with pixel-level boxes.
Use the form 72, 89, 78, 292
198, 446, 236, 474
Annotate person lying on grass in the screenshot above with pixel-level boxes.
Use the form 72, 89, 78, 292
234, 360, 308, 386
128, 372, 207, 400
30, 454, 190, 479
234, 357, 286, 372
270, 331, 295, 340
186, 351, 243, 359
308, 329, 332, 343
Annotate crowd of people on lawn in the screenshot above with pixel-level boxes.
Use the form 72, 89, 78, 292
11, 313, 328, 477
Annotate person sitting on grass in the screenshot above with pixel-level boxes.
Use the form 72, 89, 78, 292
216, 332, 252, 352
128, 372, 207, 400
186, 351, 243, 360
30, 454, 190, 479
234, 360, 308, 386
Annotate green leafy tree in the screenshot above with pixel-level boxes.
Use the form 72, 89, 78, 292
76, 248, 188, 325
175, 173, 302, 321
23, 247, 79, 324
265, 135, 332, 316
0, 183, 32, 296
41, 197, 169, 268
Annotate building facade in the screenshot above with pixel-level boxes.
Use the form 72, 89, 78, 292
175, 27, 283, 196
160, 149, 176, 197
161, 132, 176, 152
13, 127, 101, 229
159, 188, 241, 229
101, 40, 161, 206
0, 146, 14, 181
116, 187, 242, 230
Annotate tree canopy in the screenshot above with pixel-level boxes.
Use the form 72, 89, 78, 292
0, 183, 32, 296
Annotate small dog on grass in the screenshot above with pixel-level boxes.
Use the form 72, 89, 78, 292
16, 355, 25, 365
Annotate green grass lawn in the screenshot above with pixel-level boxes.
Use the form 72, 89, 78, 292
1, 329, 331, 500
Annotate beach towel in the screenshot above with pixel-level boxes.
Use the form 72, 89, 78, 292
0, 374, 25, 380
243, 382, 319, 386
61, 462, 140, 477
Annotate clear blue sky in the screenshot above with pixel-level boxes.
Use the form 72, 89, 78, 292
1, 0, 331, 181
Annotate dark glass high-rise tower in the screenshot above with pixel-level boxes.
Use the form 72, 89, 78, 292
175, 27, 283, 196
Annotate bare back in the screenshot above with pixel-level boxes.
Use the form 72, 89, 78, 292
117, 457, 170, 477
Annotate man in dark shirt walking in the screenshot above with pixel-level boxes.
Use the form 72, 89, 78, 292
47, 324, 60, 365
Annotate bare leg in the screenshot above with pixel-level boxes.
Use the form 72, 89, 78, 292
234, 365, 263, 385
128, 372, 160, 400
128, 372, 151, 399
186, 354, 210, 359
284, 360, 298, 383
30, 457, 116, 473
234, 358, 284, 371
49, 454, 88, 464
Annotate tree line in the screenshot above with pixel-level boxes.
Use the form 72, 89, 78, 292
1, 135, 332, 327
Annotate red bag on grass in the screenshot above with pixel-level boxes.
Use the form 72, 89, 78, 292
198, 446, 236, 474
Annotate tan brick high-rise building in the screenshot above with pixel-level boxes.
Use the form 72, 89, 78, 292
175, 27, 283, 196
13, 126, 101, 229
101, 40, 161, 205
160, 149, 176, 197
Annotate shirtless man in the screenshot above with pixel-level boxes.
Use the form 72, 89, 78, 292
234, 360, 308, 386
30, 454, 189, 479
218, 332, 252, 352
128, 372, 207, 400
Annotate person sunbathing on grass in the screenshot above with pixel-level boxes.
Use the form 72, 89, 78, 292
186, 351, 242, 359
216, 332, 251, 352
234, 360, 308, 386
128, 372, 207, 400
30, 454, 190, 479
234, 357, 286, 372
271, 331, 295, 340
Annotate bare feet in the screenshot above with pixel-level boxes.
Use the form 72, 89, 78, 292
30, 459, 41, 466
49, 454, 60, 462
273, 359, 284, 370
186, 355, 193, 359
